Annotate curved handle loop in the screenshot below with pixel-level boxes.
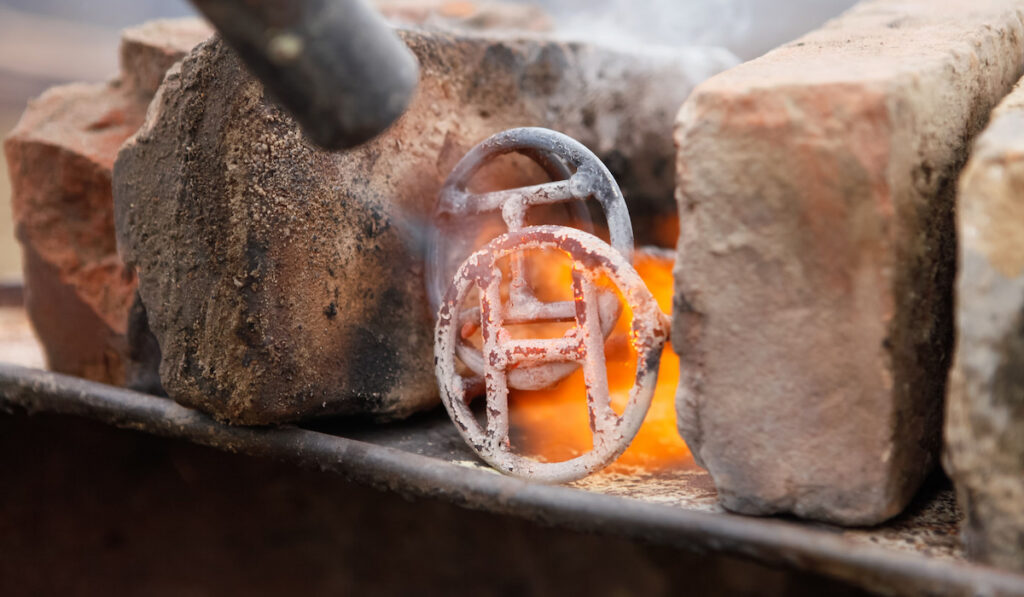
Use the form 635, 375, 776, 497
427, 128, 636, 392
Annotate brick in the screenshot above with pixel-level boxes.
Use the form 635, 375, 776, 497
673, 0, 1024, 525
946, 80, 1024, 571
120, 18, 214, 96
114, 31, 732, 425
3, 18, 210, 387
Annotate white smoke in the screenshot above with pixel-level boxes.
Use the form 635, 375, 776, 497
544, 0, 752, 50
524, 0, 858, 60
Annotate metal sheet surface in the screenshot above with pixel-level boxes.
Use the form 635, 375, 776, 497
1, 363, 1023, 597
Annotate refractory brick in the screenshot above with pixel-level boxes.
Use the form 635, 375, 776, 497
946, 79, 1024, 571
673, 0, 1024, 525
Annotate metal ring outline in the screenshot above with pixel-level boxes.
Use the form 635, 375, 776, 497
434, 225, 666, 484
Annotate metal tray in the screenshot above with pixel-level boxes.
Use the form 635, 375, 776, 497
2, 360, 1023, 597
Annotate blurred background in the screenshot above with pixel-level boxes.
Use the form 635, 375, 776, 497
0, 0, 858, 282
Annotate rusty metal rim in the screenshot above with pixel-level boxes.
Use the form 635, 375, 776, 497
0, 362, 1022, 597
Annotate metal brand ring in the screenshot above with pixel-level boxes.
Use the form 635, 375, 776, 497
434, 226, 667, 484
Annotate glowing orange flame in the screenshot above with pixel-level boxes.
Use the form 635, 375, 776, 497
508, 250, 693, 474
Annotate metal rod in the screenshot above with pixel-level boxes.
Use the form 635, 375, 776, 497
188, 0, 419, 150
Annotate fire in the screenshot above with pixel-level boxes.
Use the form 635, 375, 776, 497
508, 249, 693, 474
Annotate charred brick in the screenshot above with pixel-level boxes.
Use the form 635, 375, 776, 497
115, 29, 730, 424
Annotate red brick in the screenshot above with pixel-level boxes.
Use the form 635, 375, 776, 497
3, 18, 210, 385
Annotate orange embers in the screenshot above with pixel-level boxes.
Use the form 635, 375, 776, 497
508, 249, 693, 474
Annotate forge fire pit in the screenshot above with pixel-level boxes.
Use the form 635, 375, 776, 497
7, 0, 1024, 593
